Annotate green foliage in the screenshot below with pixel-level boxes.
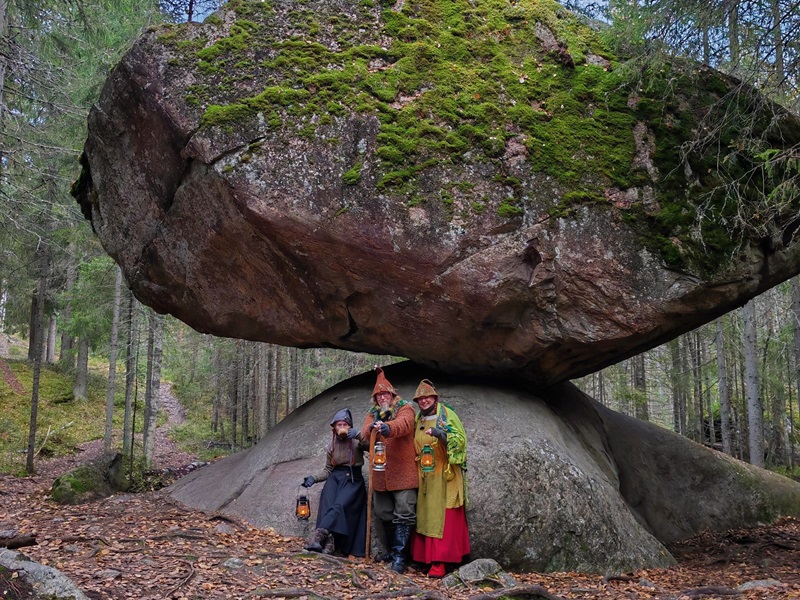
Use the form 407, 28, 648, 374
0, 358, 124, 474
170, 412, 230, 461
549, 190, 606, 218
771, 465, 800, 482
60, 255, 119, 347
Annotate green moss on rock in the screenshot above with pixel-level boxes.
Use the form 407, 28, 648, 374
157, 0, 799, 277
51, 452, 126, 505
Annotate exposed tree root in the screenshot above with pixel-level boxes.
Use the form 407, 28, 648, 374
469, 584, 566, 600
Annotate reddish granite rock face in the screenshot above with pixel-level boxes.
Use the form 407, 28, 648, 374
72, 0, 800, 384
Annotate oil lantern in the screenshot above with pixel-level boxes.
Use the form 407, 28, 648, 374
296, 495, 311, 520
373, 441, 387, 471
420, 444, 435, 472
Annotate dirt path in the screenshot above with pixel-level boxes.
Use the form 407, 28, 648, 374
0, 332, 194, 477
0, 333, 25, 395
34, 381, 196, 480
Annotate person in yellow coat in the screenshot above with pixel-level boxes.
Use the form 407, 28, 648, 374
410, 379, 470, 578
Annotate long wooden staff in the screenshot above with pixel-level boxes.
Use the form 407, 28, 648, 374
365, 427, 377, 559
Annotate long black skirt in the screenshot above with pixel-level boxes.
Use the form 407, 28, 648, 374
316, 466, 367, 556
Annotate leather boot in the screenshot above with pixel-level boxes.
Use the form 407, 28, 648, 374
390, 523, 412, 573
304, 528, 328, 552
322, 531, 335, 554
375, 521, 395, 562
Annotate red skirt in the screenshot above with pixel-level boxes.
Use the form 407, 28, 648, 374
411, 505, 470, 564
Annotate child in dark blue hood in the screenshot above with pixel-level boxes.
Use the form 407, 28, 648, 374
301, 408, 368, 556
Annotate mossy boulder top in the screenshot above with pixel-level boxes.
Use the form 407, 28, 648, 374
73, 0, 800, 383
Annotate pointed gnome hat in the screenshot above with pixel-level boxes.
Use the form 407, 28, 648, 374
329, 408, 353, 428
413, 379, 438, 401
372, 366, 398, 402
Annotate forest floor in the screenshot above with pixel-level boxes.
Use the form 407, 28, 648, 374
1, 376, 800, 599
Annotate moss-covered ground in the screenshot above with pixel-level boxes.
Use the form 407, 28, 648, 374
0, 352, 164, 475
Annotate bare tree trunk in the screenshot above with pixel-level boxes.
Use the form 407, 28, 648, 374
688, 331, 703, 442
727, 0, 739, 67
669, 339, 682, 434
45, 314, 56, 364
274, 345, 283, 422
632, 353, 648, 421
268, 344, 277, 429
0, 0, 7, 131
785, 359, 795, 469
715, 318, 732, 455
743, 300, 764, 467
761, 291, 784, 467
143, 313, 164, 467
596, 370, 605, 405
73, 337, 89, 401
737, 343, 747, 460
27, 290, 39, 362
700, 329, 715, 447
104, 266, 123, 452
770, 379, 786, 467
59, 244, 76, 369
770, 0, 784, 93
211, 342, 220, 434
26, 252, 49, 474
257, 343, 269, 438
225, 342, 239, 450
0, 279, 5, 331
791, 277, 800, 467
123, 289, 139, 456
701, 23, 710, 65
237, 342, 247, 448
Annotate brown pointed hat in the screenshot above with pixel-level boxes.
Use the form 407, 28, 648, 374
372, 366, 398, 402
413, 379, 438, 402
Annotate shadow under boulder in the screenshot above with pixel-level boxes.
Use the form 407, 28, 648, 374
167, 362, 800, 573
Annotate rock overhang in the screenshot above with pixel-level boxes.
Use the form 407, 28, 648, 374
72, 0, 800, 384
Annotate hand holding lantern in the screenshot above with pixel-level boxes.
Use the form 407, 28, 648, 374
420, 444, 435, 472
373, 440, 387, 471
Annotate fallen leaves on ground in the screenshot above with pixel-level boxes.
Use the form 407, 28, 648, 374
2, 472, 800, 600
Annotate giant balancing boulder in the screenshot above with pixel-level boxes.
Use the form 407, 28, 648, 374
72, 0, 800, 384
167, 363, 800, 573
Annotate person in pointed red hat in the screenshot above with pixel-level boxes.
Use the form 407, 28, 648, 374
358, 366, 418, 573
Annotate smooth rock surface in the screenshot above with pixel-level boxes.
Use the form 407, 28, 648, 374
167, 363, 800, 573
